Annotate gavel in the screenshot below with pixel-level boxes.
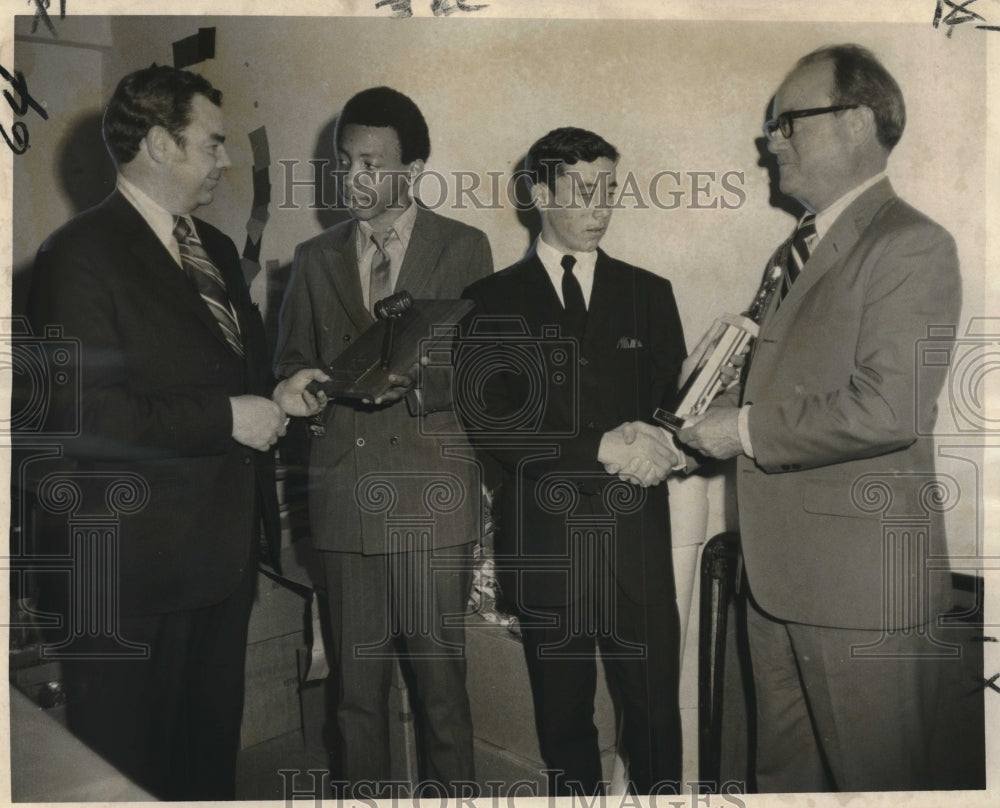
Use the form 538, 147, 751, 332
302, 290, 415, 399
374, 290, 414, 369
374, 290, 413, 321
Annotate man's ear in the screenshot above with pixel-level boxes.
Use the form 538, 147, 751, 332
531, 181, 550, 209
144, 125, 178, 164
848, 105, 877, 148
406, 159, 425, 184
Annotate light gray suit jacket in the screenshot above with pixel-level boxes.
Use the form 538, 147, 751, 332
275, 206, 493, 554
739, 179, 961, 630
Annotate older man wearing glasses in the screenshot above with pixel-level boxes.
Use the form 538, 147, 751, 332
678, 45, 963, 792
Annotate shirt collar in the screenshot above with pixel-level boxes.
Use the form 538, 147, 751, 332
356, 199, 419, 252
117, 174, 179, 247
535, 235, 598, 276
814, 171, 887, 241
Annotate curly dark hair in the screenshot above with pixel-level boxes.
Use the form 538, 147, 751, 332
524, 127, 619, 192
334, 86, 431, 165
102, 64, 221, 167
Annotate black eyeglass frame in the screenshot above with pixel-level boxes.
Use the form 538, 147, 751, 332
764, 104, 859, 139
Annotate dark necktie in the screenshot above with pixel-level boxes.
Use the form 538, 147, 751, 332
779, 213, 817, 301
173, 217, 244, 357
368, 231, 394, 315
561, 254, 587, 336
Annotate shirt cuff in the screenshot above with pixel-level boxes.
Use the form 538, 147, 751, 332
671, 436, 689, 471
738, 404, 755, 459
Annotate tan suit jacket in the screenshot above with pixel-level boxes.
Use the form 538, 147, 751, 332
739, 179, 961, 630
275, 206, 493, 554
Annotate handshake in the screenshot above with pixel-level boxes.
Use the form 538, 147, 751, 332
597, 421, 681, 488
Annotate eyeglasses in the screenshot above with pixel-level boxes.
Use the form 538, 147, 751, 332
763, 104, 859, 139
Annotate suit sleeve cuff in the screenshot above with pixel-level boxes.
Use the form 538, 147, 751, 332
404, 387, 423, 416
738, 404, 755, 459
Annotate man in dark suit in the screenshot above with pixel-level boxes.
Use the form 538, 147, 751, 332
679, 45, 963, 791
457, 127, 687, 795
274, 87, 492, 795
27, 65, 325, 800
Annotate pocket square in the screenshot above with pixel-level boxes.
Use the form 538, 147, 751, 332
616, 336, 643, 349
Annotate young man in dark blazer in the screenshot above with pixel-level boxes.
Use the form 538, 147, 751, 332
457, 127, 687, 795
274, 87, 492, 795
27, 66, 325, 799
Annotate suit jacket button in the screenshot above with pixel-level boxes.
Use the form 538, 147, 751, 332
390, 436, 400, 446
586, 421, 596, 429
356, 437, 365, 447
243, 456, 252, 465
579, 357, 589, 366
343, 334, 352, 342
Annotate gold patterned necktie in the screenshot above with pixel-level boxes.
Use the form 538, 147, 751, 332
173, 217, 244, 357
368, 231, 394, 315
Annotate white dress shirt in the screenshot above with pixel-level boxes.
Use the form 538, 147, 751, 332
536, 236, 597, 309
118, 174, 182, 266
118, 174, 240, 327
356, 201, 418, 313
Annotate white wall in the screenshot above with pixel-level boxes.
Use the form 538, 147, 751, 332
68, 15, 987, 559
95, 17, 984, 322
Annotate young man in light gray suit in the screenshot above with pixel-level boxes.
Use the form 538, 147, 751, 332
680, 45, 965, 791
275, 87, 492, 796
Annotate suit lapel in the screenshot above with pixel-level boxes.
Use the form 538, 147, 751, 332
584, 250, 629, 351
107, 193, 235, 353
321, 221, 373, 332
519, 249, 626, 347
763, 178, 896, 335
395, 206, 444, 297
520, 250, 567, 331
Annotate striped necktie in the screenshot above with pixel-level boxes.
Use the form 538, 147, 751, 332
779, 213, 817, 301
173, 217, 244, 357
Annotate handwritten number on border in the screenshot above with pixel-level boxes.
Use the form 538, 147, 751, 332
933, 0, 1000, 34
1, 67, 47, 155
31, 0, 67, 38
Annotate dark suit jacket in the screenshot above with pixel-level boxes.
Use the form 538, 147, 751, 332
274, 206, 493, 554
28, 190, 280, 615
739, 179, 962, 630
459, 248, 687, 608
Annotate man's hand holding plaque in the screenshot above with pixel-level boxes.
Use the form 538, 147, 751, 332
304, 290, 473, 403
653, 313, 757, 432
